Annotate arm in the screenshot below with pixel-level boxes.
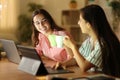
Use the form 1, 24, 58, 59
71, 45, 94, 72
63, 36, 94, 72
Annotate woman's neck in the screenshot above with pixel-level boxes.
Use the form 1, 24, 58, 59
89, 31, 97, 45
44, 30, 53, 36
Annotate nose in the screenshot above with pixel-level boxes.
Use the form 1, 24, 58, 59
35, 22, 44, 29
39, 21, 44, 27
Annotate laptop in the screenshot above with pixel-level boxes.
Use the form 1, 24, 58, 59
0, 39, 21, 64
17, 45, 74, 76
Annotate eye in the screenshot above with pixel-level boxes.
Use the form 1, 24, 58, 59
34, 21, 40, 25
42, 18, 47, 22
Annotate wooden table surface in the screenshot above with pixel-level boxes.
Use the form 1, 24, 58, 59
1, 58, 119, 80
36, 66, 99, 80
0, 58, 37, 80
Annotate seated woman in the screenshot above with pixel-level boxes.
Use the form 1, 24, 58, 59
63, 4, 120, 77
31, 9, 76, 69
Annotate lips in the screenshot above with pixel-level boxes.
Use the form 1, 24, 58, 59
39, 27, 48, 34
41, 28, 46, 31
40, 26, 47, 31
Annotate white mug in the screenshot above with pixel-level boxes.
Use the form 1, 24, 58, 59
55, 35, 64, 48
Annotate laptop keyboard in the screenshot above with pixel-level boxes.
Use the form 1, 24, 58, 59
46, 67, 74, 74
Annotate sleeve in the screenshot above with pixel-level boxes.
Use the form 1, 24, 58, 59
79, 39, 89, 57
54, 30, 73, 38
86, 43, 102, 67
49, 47, 68, 62
79, 38, 102, 67
79, 39, 102, 68
35, 44, 43, 56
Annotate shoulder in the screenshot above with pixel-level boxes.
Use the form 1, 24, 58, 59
38, 33, 46, 39
53, 30, 69, 36
82, 37, 90, 44
79, 37, 90, 50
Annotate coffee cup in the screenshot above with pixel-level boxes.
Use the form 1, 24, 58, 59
48, 34, 57, 47
55, 35, 64, 48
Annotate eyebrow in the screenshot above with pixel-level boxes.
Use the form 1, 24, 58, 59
34, 18, 46, 22
41, 18, 46, 20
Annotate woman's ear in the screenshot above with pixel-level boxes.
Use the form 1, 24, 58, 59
86, 22, 91, 29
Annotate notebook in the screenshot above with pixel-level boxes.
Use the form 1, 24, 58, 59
0, 39, 21, 64
17, 45, 74, 76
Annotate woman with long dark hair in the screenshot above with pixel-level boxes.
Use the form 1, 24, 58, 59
63, 4, 120, 77
32, 9, 75, 69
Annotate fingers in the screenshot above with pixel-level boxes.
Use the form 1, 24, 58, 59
53, 62, 66, 70
63, 36, 70, 44
61, 64, 66, 70
64, 36, 70, 40
54, 62, 60, 70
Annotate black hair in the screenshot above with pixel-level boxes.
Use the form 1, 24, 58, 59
80, 4, 120, 77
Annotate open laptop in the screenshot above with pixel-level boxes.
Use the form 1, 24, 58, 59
0, 39, 21, 64
17, 45, 74, 76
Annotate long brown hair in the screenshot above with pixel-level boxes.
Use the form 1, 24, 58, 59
31, 9, 64, 46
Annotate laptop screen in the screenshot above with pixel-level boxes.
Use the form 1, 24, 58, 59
17, 45, 48, 75
0, 39, 21, 64
17, 45, 40, 60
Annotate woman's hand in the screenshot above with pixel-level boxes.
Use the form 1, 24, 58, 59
41, 56, 57, 68
63, 36, 76, 49
54, 62, 66, 70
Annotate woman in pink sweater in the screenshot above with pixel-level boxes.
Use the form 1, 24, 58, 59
31, 9, 76, 69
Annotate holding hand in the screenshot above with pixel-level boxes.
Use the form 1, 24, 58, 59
63, 36, 76, 49
54, 62, 66, 70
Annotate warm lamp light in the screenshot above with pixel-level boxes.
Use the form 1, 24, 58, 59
69, 0, 78, 9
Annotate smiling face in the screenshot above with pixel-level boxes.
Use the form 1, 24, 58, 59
33, 14, 52, 35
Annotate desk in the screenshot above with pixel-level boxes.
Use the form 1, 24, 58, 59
37, 68, 120, 80
37, 66, 98, 80
0, 59, 37, 80
0, 59, 119, 80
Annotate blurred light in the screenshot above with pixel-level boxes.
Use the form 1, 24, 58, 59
0, 4, 2, 10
